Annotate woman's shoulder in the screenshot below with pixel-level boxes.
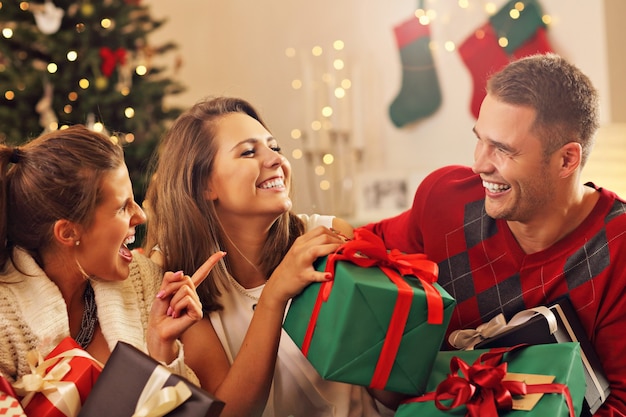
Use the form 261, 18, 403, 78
297, 213, 334, 229
129, 250, 163, 288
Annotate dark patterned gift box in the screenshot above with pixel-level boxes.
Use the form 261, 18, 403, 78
78, 342, 224, 417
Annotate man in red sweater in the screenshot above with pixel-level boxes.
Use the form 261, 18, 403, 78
362, 53, 626, 416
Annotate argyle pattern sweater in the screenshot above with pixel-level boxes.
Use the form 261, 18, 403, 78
362, 165, 626, 416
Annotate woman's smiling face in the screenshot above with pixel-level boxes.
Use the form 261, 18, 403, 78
206, 112, 293, 220
76, 163, 146, 281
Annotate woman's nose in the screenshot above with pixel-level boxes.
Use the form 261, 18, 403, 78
264, 150, 285, 168
131, 201, 147, 225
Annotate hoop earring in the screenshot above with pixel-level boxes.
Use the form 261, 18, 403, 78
75, 258, 90, 281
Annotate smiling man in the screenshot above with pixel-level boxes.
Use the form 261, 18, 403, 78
362, 53, 626, 416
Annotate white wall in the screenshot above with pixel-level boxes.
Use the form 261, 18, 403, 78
147, 1, 610, 221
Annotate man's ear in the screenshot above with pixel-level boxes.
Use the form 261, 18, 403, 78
558, 142, 583, 179
53, 219, 81, 247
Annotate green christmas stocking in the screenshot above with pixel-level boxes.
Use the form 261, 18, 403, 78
388, 15, 442, 128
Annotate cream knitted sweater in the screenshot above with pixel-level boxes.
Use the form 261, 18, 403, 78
0, 248, 196, 384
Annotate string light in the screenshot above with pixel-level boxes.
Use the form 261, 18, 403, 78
291, 149, 303, 160
290, 129, 302, 139
124, 107, 135, 118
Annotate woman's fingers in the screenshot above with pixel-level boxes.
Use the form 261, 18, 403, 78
191, 251, 226, 287
157, 251, 226, 298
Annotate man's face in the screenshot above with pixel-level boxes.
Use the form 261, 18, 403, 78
472, 94, 559, 224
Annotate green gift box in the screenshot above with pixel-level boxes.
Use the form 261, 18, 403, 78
396, 343, 586, 417
283, 230, 456, 395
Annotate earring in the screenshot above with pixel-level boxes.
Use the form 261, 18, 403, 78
75, 241, 80, 246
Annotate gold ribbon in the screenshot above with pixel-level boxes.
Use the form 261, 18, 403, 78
448, 306, 557, 350
131, 364, 192, 417
12, 348, 101, 417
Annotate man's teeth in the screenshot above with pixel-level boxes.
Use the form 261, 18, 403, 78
259, 179, 284, 189
483, 180, 511, 193
123, 235, 135, 246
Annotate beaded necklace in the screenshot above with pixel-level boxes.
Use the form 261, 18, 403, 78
75, 281, 98, 349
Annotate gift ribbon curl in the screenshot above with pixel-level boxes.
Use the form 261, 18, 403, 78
132, 364, 192, 417
302, 228, 442, 390
12, 348, 101, 417
448, 306, 557, 350
406, 345, 576, 417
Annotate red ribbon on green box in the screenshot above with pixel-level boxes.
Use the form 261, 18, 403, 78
302, 229, 442, 389
404, 345, 577, 417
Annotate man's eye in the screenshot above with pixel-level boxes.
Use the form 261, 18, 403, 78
496, 147, 510, 155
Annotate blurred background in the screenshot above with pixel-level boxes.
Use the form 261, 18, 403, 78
2, 0, 624, 228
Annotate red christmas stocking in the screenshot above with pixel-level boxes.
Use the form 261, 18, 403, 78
458, 23, 510, 120
458, 0, 553, 118
388, 15, 442, 128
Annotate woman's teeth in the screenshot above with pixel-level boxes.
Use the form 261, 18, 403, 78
258, 179, 284, 189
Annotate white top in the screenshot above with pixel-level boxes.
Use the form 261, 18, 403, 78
209, 214, 393, 417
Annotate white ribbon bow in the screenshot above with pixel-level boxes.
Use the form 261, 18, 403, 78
12, 348, 101, 417
448, 306, 557, 350
132, 364, 192, 417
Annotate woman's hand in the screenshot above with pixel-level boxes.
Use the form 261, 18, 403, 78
147, 251, 226, 363
261, 226, 344, 312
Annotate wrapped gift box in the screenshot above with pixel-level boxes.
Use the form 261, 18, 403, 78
283, 230, 456, 395
475, 297, 609, 416
13, 337, 102, 417
396, 343, 586, 417
1, 375, 26, 417
0, 391, 26, 417
78, 341, 224, 417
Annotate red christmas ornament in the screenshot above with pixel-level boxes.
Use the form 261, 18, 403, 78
99, 47, 127, 78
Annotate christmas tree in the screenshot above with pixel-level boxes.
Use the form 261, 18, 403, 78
0, 0, 185, 207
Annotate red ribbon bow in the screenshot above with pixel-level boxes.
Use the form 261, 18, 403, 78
320, 229, 442, 323
407, 345, 576, 417
302, 228, 443, 389
99, 47, 127, 77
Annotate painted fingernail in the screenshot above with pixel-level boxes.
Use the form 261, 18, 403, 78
324, 272, 333, 280
166, 306, 173, 316
156, 290, 165, 299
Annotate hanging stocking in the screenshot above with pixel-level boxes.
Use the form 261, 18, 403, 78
458, 0, 553, 118
458, 23, 510, 121
388, 15, 442, 128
